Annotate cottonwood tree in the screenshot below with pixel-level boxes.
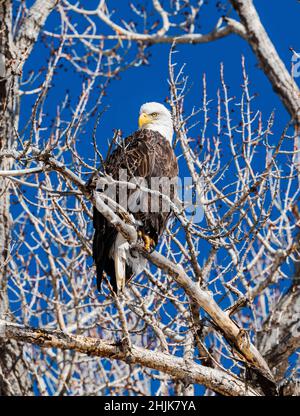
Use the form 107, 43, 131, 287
0, 0, 299, 396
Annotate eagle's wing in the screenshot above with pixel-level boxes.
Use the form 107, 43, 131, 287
105, 130, 157, 178
110, 130, 178, 239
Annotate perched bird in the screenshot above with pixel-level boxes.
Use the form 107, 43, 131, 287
92, 102, 178, 293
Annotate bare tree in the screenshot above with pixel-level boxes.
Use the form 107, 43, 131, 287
0, 0, 299, 396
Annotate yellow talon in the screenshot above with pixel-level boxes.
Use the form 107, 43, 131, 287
138, 231, 155, 252
144, 235, 151, 251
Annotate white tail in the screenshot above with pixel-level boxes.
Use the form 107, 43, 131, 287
114, 232, 129, 292
113, 232, 148, 293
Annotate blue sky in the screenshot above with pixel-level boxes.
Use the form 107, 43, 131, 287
20, 0, 300, 154
96, 0, 300, 140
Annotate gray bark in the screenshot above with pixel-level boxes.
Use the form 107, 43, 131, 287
258, 280, 300, 383
230, 0, 300, 124
0, 0, 30, 396
0, 0, 56, 396
0, 319, 261, 396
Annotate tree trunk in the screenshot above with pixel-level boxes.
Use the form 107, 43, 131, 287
0, 0, 32, 396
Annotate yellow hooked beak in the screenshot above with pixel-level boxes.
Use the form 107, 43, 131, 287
138, 112, 152, 128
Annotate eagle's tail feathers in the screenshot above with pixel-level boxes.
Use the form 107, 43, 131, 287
114, 233, 129, 293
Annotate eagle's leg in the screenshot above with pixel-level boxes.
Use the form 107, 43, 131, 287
138, 231, 156, 252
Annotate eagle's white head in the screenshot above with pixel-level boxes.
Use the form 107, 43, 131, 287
138, 102, 173, 144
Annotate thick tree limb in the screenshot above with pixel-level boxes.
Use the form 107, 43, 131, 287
62, 17, 246, 44
0, 0, 33, 396
0, 319, 260, 396
140, 249, 275, 385
15, 0, 58, 69
65, 2, 246, 44
257, 232, 300, 385
229, 0, 300, 124
258, 282, 300, 382
0, 166, 44, 176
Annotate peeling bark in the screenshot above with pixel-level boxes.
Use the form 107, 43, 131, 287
0, 319, 260, 396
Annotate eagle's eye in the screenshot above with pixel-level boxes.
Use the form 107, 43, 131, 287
151, 112, 158, 118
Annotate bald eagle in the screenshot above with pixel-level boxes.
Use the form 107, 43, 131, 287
92, 102, 178, 293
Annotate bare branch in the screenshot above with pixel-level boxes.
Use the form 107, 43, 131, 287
0, 319, 260, 396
